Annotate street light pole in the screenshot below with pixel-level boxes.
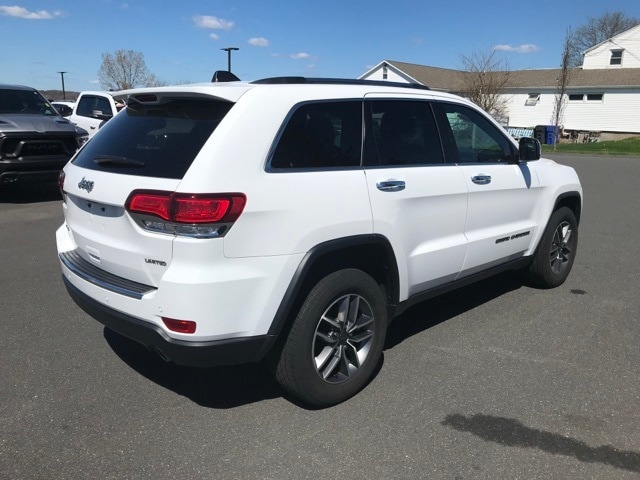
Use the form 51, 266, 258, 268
57, 71, 67, 100
220, 47, 239, 72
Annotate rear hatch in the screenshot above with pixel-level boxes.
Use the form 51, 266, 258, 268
61, 91, 238, 287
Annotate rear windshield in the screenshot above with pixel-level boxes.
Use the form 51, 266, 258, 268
72, 97, 233, 179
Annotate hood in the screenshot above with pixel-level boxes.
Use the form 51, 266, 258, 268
0, 114, 78, 134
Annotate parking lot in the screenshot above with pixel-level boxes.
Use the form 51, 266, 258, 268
1, 154, 639, 479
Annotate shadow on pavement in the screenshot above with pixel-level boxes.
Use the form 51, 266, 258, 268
104, 327, 283, 408
385, 271, 524, 350
104, 270, 524, 409
442, 413, 640, 473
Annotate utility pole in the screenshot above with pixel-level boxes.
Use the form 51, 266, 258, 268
57, 71, 67, 100
220, 47, 239, 72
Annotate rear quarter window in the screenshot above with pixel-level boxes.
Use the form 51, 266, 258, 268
269, 101, 362, 170
72, 98, 233, 179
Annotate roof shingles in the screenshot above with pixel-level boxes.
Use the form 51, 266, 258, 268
385, 60, 640, 90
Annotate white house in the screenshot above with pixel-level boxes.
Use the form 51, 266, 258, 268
582, 23, 640, 69
359, 24, 640, 137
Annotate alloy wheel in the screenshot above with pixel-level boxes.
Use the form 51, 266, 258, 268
312, 294, 375, 384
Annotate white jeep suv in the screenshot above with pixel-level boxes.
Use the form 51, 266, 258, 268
56, 76, 582, 406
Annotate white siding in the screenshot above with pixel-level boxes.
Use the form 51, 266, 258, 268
503, 88, 640, 133
562, 89, 640, 132
583, 25, 640, 69
503, 89, 556, 128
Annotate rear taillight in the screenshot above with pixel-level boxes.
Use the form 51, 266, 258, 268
127, 192, 171, 220
125, 190, 246, 238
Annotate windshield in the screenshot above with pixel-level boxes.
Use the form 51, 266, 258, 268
0, 88, 59, 116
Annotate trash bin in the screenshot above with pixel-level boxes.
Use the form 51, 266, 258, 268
545, 126, 557, 145
534, 125, 546, 144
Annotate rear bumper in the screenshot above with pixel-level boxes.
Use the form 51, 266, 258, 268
63, 276, 276, 367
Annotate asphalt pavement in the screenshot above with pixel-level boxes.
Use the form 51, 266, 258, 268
1, 155, 639, 479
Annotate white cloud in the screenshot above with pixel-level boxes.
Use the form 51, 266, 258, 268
291, 52, 310, 60
89, 80, 100, 84
493, 44, 539, 53
248, 37, 269, 47
193, 15, 234, 30
0, 6, 62, 19
209, 33, 219, 40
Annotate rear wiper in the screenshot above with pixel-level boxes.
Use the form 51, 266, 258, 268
93, 155, 145, 168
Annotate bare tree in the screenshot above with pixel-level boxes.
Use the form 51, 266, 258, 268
459, 50, 511, 122
552, 29, 572, 151
569, 11, 640, 66
98, 50, 163, 90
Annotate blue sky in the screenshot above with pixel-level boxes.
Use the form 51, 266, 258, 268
2, 0, 640, 93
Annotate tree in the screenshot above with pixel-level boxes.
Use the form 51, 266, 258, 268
552, 29, 572, 151
569, 11, 640, 66
98, 50, 162, 90
459, 50, 511, 122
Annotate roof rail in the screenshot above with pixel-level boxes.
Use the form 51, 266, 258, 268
251, 77, 430, 90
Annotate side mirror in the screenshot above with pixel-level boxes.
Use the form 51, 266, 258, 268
91, 109, 112, 121
518, 137, 541, 162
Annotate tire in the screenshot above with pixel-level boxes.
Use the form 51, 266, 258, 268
527, 206, 578, 288
274, 268, 387, 407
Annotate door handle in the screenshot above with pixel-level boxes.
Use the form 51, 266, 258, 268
471, 175, 491, 185
376, 180, 405, 192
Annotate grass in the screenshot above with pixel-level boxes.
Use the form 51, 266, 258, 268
541, 136, 640, 156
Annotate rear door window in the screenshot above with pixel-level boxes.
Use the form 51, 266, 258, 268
72, 98, 232, 179
365, 100, 444, 166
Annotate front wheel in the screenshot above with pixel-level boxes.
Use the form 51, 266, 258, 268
527, 206, 578, 288
274, 269, 387, 407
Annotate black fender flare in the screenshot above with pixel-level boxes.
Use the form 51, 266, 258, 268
266, 234, 399, 338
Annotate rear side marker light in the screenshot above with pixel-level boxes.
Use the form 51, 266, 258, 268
162, 318, 197, 334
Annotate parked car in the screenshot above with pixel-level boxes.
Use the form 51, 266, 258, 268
68, 91, 125, 139
0, 84, 88, 187
51, 101, 75, 117
56, 76, 582, 406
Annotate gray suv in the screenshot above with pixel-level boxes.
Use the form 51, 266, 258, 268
0, 85, 87, 187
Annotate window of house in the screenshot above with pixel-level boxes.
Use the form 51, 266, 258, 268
587, 93, 604, 102
270, 101, 362, 169
525, 93, 540, 106
568, 94, 584, 102
610, 49, 623, 66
